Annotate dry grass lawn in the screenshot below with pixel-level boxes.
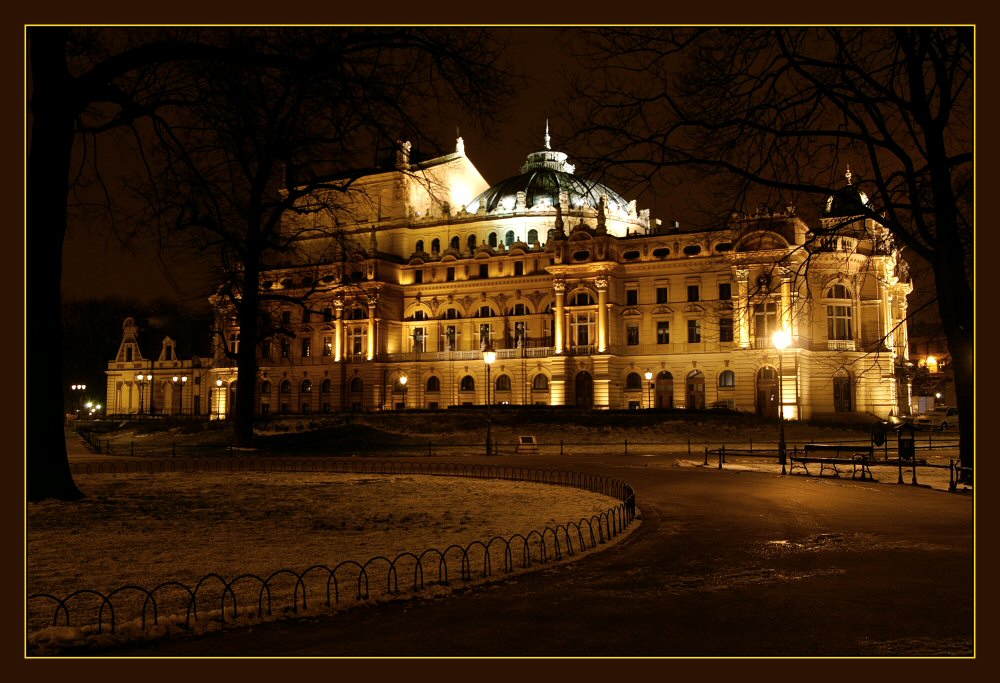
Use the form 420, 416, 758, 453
27, 470, 625, 651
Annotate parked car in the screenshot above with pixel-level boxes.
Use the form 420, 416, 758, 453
912, 406, 959, 430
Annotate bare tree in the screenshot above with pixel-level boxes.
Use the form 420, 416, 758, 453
562, 27, 973, 479
27, 26, 513, 500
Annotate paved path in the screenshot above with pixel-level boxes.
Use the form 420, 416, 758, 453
77, 454, 974, 657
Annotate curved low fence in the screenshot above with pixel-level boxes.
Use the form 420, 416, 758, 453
29, 461, 637, 645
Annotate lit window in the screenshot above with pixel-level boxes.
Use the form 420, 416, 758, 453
657, 321, 670, 344
719, 370, 735, 387
687, 319, 702, 343
627, 323, 640, 346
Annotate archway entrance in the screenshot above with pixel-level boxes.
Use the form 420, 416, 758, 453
756, 367, 778, 418
655, 371, 674, 409
686, 370, 706, 410
574, 372, 594, 409
833, 371, 853, 412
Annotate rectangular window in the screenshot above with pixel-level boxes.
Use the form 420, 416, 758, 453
229, 333, 239, 354
657, 321, 670, 345
719, 283, 732, 300
323, 336, 333, 356
444, 325, 458, 351
301, 338, 311, 358
261, 340, 272, 359
479, 263, 489, 278
125, 346, 133, 362
414, 269, 423, 284
413, 327, 426, 353
303, 310, 311, 323
446, 267, 455, 282
323, 307, 334, 322
626, 288, 638, 306
165, 346, 173, 361
281, 339, 290, 359
627, 323, 640, 346
514, 261, 524, 276
281, 311, 291, 325
754, 302, 778, 344
687, 319, 702, 343
827, 305, 853, 340
687, 285, 700, 302
656, 287, 669, 304
720, 318, 734, 343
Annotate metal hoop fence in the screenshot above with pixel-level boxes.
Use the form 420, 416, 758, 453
29, 460, 637, 642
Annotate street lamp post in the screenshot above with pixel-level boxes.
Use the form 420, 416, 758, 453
644, 370, 653, 409
773, 329, 791, 474
399, 374, 408, 410
172, 375, 188, 415
483, 345, 496, 456
216, 379, 224, 419
70, 384, 87, 415
135, 374, 149, 415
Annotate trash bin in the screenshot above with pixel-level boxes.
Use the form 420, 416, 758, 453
897, 423, 916, 461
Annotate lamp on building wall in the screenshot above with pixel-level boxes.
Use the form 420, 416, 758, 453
399, 374, 408, 410
483, 345, 496, 456
173, 375, 188, 416
926, 355, 939, 374
644, 370, 653, 409
772, 329, 791, 474
135, 374, 149, 415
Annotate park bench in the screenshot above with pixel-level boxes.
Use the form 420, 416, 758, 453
789, 444, 874, 480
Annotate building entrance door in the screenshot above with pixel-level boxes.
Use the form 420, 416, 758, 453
575, 372, 594, 409
655, 371, 674, 408
756, 367, 778, 418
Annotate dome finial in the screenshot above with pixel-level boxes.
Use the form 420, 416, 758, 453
845, 164, 852, 185
544, 120, 551, 150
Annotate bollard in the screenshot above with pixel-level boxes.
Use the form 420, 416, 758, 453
687, 437, 691, 456
897, 452, 904, 485
749, 437, 753, 453
911, 455, 918, 486
625, 439, 628, 456
949, 460, 956, 492
704, 447, 709, 466
718, 444, 724, 470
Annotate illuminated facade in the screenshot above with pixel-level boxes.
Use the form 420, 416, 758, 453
106, 133, 913, 420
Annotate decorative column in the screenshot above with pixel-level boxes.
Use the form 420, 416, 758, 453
735, 268, 750, 348
596, 277, 608, 353
780, 268, 792, 332
334, 299, 344, 362
553, 280, 566, 354
367, 302, 376, 361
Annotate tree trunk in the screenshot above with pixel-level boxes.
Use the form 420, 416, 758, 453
233, 263, 261, 447
26, 29, 84, 501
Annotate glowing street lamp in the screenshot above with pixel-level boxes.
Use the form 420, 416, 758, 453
483, 345, 496, 456
70, 384, 87, 414
135, 374, 150, 415
399, 374, 408, 410
773, 329, 791, 474
172, 375, 188, 415
644, 370, 653, 409
216, 378, 224, 419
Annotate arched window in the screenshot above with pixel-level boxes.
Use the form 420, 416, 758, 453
427, 376, 441, 392
260, 381, 271, 394
686, 370, 706, 410
528, 228, 538, 244
479, 305, 494, 318
321, 379, 332, 393
488, 232, 498, 247
719, 370, 736, 388
572, 292, 595, 306
512, 303, 528, 316
625, 372, 643, 390
300, 379, 312, 393
826, 285, 854, 340
467, 234, 477, 251
450, 236, 460, 250
443, 307, 461, 320
349, 377, 363, 393
351, 307, 366, 320
431, 238, 440, 254
495, 375, 511, 391
532, 374, 549, 391
460, 375, 475, 392
280, 380, 292, 394
415, 239, 424, 253
505, 230, 515, 246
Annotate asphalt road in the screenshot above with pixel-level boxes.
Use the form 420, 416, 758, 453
76, 454, 974, 658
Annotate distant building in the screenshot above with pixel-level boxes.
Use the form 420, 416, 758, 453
106, 132, 914, 420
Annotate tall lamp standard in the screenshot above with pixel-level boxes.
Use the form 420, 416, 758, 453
399, 374, 408, 410
172, 375, 188, 415
772, 329, 791, 474
216, 379, 224, 419
70, 384, 86, 415
483, 345, 496, 457
135, 374, 149, 415
644, 370, 653, 409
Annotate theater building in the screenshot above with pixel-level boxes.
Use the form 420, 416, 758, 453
106, 132, 913, 421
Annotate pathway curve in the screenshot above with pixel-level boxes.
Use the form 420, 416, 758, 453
73, 453, 973, 657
